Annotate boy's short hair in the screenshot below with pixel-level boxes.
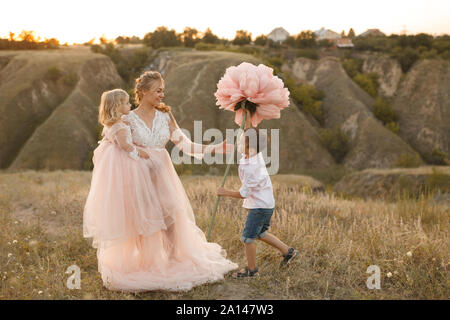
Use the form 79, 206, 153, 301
244, 128, 268, 153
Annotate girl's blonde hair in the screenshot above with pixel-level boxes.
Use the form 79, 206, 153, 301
134, 71, 171, 112
98, 89, 129, 127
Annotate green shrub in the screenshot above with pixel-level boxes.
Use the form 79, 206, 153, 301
63, 72, 78, 86
390, 46, 420, 73
342, 58, 363, 78
420, 49, 438, 59
143, 26, 181, 48
385, 121, 400, 134
46, 66, 62, 81
441, 51, 450, 60
372, 97, 400, 134
353, 35, 394, 52
254, 35, 267, 46
373, 97, 398, 124
233, 45, 261, 56
295, 48, 319, 60
432, 35, 450, 54
353, 72, 379, 97
265, 56, 284, 69
284, 75, 325, 125
318, 127, 350, 163
430, 148, 450, 165
395, 153, 422, 168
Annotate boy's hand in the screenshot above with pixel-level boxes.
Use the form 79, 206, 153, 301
217, 187, 228, 197
217, 187, 245, 199
244, 109, 252, 130
138, 149, 150, 159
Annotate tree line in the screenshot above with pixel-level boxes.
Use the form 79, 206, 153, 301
0, 31, 60, 50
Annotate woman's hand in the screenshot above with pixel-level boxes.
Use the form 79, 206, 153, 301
204, 140, 234, 155
138, 149, 150, 159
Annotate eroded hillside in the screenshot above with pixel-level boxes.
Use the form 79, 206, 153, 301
0, 48, 124, 170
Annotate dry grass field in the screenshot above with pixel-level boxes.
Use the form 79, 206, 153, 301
0, 170, 448, 299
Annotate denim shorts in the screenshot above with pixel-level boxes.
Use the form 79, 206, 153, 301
241, 208, 274, 243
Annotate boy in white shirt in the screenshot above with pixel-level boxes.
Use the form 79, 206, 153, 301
217, 110, 298, 278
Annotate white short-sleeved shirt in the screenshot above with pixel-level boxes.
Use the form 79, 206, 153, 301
238, 152, 275, 209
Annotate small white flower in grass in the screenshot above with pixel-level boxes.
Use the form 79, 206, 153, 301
406, 251, 412, 257
7, 253, 12, 258
38, 291, 43, 295
12, 240, 18, 244
386, 272, 392, 278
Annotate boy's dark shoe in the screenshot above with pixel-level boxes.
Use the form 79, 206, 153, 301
233, 266, 259, 279
280, 247, 298, 268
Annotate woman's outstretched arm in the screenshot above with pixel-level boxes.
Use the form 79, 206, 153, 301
168, 110, 231, 159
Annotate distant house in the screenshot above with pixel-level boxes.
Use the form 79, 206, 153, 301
267, 27, 290, 43
336, 38, 354, 48
358, 29, 386, 37
314, 27, 341, 41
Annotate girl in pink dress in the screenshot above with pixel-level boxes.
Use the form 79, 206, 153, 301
83, 80, 237, 292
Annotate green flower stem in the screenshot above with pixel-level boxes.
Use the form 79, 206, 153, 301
207, 101, 247, 241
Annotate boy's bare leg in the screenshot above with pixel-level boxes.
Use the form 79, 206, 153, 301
244, 242, 257, 270
258, 232, 290, 255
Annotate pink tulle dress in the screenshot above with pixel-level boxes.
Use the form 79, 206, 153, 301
83, 109, 238, 292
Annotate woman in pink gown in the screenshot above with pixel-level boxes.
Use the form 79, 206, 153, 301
83, 71, 238, 292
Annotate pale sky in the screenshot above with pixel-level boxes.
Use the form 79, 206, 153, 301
2, 0, 450, 44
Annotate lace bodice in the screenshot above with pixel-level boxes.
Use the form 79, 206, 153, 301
122, 109, 171, 149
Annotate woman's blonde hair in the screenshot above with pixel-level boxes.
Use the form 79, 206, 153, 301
134, 71, 171, 113
98, 89, 129, 127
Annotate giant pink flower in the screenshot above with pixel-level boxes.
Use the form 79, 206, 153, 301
215, 62, 290, 127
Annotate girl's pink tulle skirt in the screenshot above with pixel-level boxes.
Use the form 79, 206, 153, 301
83, 141, 238, 292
